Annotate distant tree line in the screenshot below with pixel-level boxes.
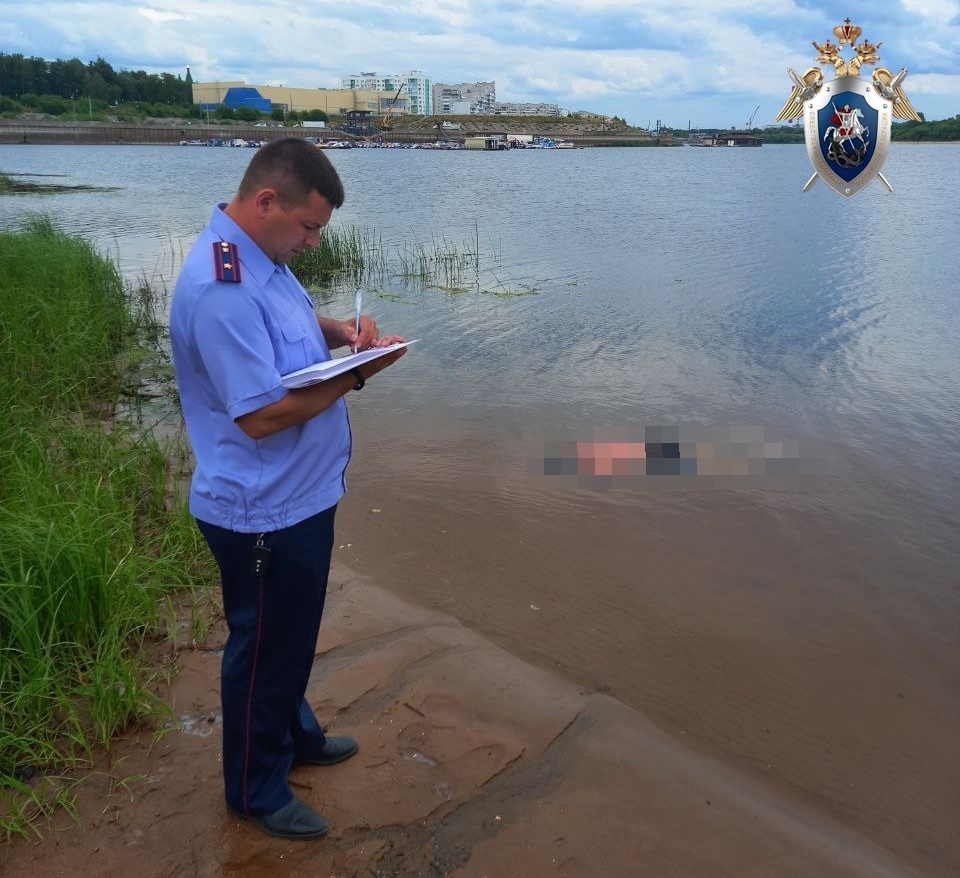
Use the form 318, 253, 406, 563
756, 125, 804, 144
891, 115, 960, 141
0, 52, 335, 125
760, 113, 960, 143
209, 106, 329, 125
0, 53, 190, 105
699, 116, 959, 144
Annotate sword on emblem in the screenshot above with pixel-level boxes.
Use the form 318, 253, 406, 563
804, 170, 893, 192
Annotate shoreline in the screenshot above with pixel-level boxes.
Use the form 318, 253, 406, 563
2, 121, 955, 149
0, 121, 659, 148
1, 564, 934, 877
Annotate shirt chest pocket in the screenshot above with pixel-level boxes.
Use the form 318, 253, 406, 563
276, 311, 316, 374
280, 311, 310, 343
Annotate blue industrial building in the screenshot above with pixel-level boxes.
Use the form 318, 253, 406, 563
198, 86, 271, 114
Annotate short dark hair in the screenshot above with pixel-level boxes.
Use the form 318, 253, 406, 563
237, 137, 345, 209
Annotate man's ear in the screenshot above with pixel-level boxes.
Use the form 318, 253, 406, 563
252, 188, 278, 216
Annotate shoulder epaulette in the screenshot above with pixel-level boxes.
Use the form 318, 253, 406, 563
213, 241, 242, 283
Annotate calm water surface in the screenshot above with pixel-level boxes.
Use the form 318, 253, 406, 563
3, 144, 954, 578
2, 142, 959, 868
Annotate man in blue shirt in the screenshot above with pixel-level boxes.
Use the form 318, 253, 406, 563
170, 138, 405, 840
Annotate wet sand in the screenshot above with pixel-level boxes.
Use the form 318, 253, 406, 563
1, 562, 943, 878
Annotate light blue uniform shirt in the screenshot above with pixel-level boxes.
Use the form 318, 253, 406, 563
170, 204, 351, 532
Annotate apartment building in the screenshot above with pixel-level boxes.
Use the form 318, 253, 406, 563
432, 81, 497, 115
340, 71, 432, 115
493, 101, 565, 117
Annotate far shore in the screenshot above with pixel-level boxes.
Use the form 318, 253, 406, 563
0, 120, 659, 148
2, 121, 955, 151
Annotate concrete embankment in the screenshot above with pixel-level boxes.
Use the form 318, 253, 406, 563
0, 120, 660, 148
0, 120, 286, 146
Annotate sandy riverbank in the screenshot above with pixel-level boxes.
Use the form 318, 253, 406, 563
1, 563, 932, 878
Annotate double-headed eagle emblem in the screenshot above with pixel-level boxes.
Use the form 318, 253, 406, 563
775, 19, 921, 197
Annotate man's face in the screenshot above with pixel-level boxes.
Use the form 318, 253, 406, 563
259, 190, 334, 264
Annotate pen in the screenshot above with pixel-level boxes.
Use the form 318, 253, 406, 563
353, 288, 363, 353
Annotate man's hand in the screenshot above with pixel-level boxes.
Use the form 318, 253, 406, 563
318, 314, 380, 351
349, 314, 380, 351
236, 340, 408, 440
354, 343, 407, 381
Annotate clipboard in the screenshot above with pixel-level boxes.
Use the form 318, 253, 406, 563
280, 340, 417, 389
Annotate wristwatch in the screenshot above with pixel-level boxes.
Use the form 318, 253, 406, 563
349, 367, 365, 391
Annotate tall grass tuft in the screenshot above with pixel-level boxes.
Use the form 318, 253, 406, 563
291, 223, 519, 297
0, 215, 134, 413
291, 224, 386, 286
0, 217, 214, 839
394, 234, 478, 290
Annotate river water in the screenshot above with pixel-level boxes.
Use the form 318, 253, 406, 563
1, 142, 958, 873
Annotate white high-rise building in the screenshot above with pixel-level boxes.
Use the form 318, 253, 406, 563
340, 71, 432, 115
432, 81, 496, 115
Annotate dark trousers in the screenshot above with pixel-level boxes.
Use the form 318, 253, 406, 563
197, 505, 336, 816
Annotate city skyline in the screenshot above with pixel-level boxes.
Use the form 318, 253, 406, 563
1, 1, 957, 128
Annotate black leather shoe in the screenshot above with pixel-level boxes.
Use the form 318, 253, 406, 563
297, 735, 359, 767
232, 797, 329, 840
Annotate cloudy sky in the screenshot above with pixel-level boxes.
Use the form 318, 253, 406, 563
1, 0, 957, 127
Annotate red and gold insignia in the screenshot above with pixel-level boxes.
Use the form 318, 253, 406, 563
213, 241, 242, 283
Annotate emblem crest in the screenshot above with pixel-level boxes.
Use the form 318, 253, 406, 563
774, 19, 922, 197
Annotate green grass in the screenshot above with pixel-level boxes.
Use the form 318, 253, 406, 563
291, 224, 386, 287
0, 217, 214, 839
394, 235, 478, 286
291, 223, 537, 299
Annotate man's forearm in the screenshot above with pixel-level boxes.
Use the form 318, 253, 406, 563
317, 315, 350, 348
235, 371, 357, 440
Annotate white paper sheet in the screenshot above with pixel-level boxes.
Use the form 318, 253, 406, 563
280, 340, 417, 389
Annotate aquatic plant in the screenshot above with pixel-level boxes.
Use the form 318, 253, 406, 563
290, 224, 386, 287
0, 171, 114, 194
291, 223, 536, 298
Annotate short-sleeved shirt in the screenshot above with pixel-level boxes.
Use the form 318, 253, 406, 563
170, 204, 351, 532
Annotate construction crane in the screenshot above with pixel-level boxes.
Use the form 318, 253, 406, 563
378, 83, 405, 132
745, 105, 760, 130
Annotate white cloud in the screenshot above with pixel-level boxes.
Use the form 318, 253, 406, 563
901, 0, 960, 27
1, 0, 956, 125
135, 7, 191, 25
906, 72, 960, 94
